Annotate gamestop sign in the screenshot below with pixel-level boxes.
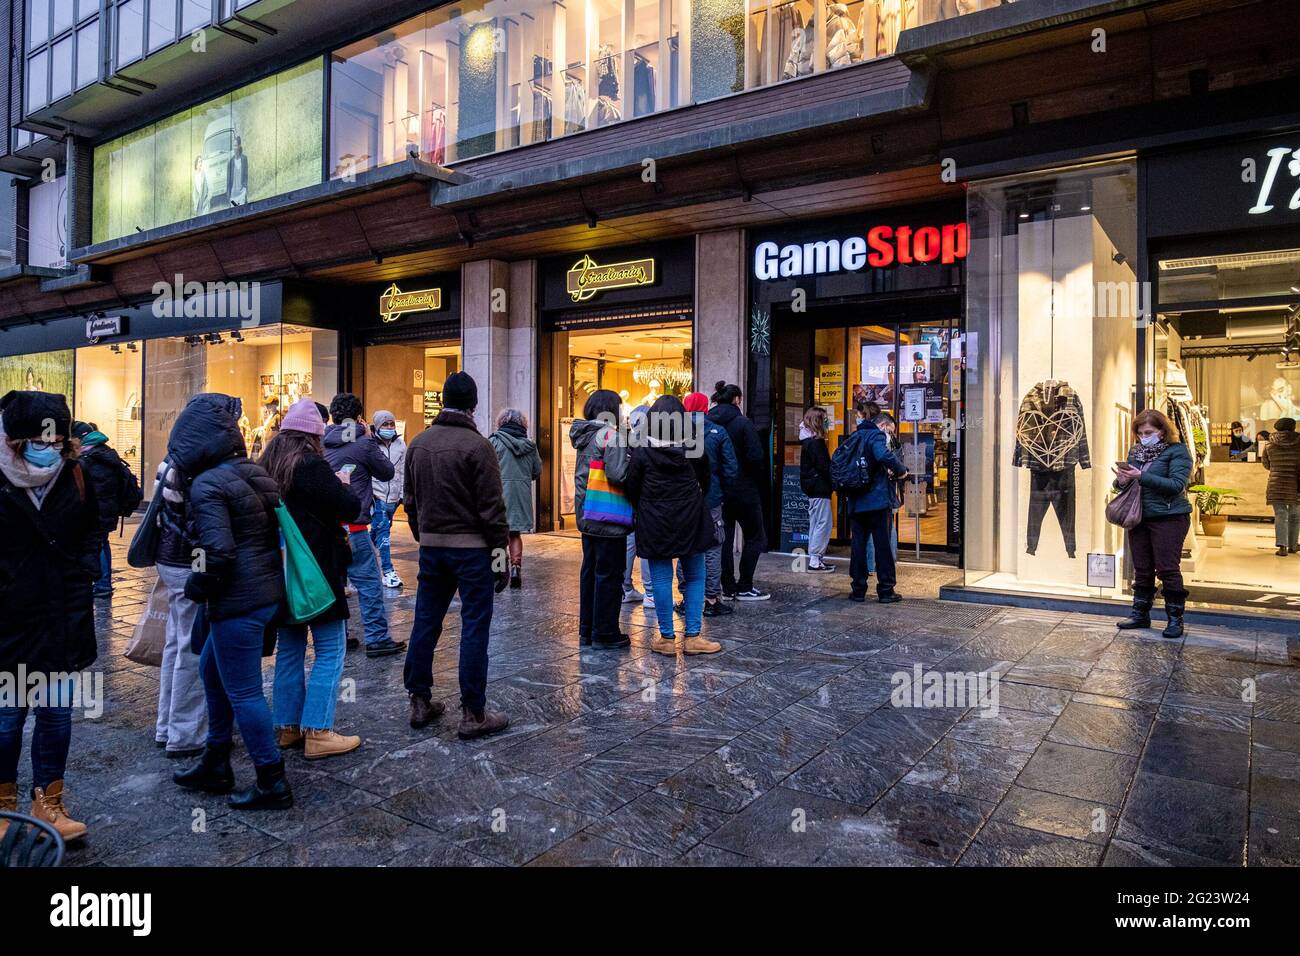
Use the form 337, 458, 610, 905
753, 222, 968, 281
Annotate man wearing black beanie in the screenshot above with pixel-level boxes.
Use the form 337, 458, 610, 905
402, 371, 511, 739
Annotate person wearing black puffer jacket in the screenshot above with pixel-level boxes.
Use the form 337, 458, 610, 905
150, 394, 238, 759
706, 381, 770, 601
169, 393, 291, 811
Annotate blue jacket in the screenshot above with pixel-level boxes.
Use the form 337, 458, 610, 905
694, 412, 739, 509
847, 420, 907, 514
323, 423, 396, 525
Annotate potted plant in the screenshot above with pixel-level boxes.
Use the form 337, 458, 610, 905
1189, 485, 1242, 537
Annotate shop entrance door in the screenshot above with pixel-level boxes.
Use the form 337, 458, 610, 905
540, 321, 693, 532
359, 340, 461, 447
772, 307, 962, 557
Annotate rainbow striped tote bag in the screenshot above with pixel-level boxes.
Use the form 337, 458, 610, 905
583, 434, 634, 528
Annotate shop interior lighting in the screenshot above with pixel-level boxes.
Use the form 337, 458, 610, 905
1159, 248, 1300, 271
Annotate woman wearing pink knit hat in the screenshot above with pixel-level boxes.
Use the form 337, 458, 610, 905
258, 398, 364, 760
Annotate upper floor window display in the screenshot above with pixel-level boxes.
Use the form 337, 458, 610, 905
92, 60, 323, 244
330, 0, 688, 175
25, 0, 99, 113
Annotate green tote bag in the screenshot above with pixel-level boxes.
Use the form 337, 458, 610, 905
274, 502, 336, 623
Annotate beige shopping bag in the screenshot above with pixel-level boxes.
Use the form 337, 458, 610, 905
124, 577, 169, 667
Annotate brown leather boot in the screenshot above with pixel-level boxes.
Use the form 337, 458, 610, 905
650, 636, 678, 655
409, 694, 446, 729
276, 725, 304, 749
31, 780, 88, 842
457, 706, 509, 740
0, 781, 16, 841
683, 635, 722, 655
304, 729, 362, 760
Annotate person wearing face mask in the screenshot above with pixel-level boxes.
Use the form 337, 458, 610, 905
0, 390, 100, 843
369, 410, 407, 590
1113, 409, 1193, 638
1227, 421, 1254, 457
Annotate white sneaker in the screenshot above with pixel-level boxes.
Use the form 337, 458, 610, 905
344, 583, 357, 597
643, 594, 656, 609
735, 588, 771, 601
382, 571, 403, 588
622, 588, 644, 604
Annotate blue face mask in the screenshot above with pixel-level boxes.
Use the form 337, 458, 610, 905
22, 441, 61, 467
378, 428, 397, 441
1139, 433, 1161, 447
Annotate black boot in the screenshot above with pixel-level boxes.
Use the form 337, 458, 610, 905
228, 759, 293, 811
509, 565, 522, 589
172, 742, 234, 794
1161, 589, 1189, 639
1116, 586, 1155, 630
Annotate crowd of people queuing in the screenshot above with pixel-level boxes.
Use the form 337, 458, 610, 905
0, 372, 1204, 842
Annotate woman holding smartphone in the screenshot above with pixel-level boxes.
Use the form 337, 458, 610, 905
1113, 409, 1193, 639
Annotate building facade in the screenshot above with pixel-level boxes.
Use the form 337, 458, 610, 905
2, 0, 1299, 618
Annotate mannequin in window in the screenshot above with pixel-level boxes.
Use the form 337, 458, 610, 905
639, 379, 662, 408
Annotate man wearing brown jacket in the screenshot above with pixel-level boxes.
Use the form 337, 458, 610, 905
402, 371, 511, 739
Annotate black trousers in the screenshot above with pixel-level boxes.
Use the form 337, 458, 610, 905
849, 509, 896, 597
721, 498, 767, 593
1026, 467, 1077, 557
580, 533, 627, 640
1129, 513, 1190, 595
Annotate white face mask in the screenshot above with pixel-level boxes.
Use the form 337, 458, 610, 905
1139, 433, 1161, 447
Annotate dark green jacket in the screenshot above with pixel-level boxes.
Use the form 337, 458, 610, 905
1118, 442, 1193, 519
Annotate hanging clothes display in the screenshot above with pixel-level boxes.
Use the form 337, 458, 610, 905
422, 106, 446, 165
596, 45, 620, 99
588, 95, 622, 128
826, 3, 862, 67
529, 85, 552, 144
1014, 379, 1091, 558
783, 22, 815, 79
872, 0, 902, 57
633, 55, 656, 116
776, 5, 805, 79
563, 74, 588, 134
1164, 359, 1210, 471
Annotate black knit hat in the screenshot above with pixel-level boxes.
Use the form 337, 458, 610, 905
1276, 418, 1297, 432
1, 390, 71, 441
443, 371, 478, 412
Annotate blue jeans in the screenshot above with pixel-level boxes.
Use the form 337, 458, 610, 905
199, 602, 281, 767
650, 552, 705, 638
348, 529, 390, 646
0, 677, 75, 789
93, 539, 112, 593
624, 532, 651, 593
273, 619, 347, 731
369, 502, 398, 575
403, 546, 494, 716
1274, 503, 1300, 550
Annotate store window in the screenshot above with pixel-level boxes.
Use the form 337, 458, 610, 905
0, 349, 75, 400
1151, 246, 1300, 603
329, 0, 690, 175
92, 59, 324, 243
964, 162, 1139, 599
141, 325, 338, 495
547, 322, 693, 529
74, 342, 145, 484
361, 341, 462, 447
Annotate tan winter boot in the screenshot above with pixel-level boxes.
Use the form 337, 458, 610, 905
650, 636, 678, 655
304, 729, 361, 760
0, 781, 17, 841
683, 635, 722, 655
276, 725, 304, 749
32, 780, 88, 842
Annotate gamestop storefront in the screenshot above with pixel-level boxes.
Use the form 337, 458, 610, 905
746, 201, 968, 556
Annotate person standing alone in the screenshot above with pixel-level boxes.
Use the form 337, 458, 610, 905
403, 372, 511, 739
323, 393, 403, 658
1262, 418, 1300, 556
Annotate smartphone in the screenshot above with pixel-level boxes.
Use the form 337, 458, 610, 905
340, 464, 357, 475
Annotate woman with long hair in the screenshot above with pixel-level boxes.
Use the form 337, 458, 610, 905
799, 406, 835, 572
570, 388, 632, 648
489, 408, 543, 589
1113, 408, 1193, 638
260, 398, 363, 759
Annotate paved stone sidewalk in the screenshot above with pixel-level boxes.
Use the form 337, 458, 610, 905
21, 532, 1299, 866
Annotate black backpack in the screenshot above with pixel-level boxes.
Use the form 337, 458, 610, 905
830, 429, 875, 492
116, 458, 144, 517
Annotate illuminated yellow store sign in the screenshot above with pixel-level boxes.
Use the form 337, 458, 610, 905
566, 255, 656, 302
379, 284, 443, 323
